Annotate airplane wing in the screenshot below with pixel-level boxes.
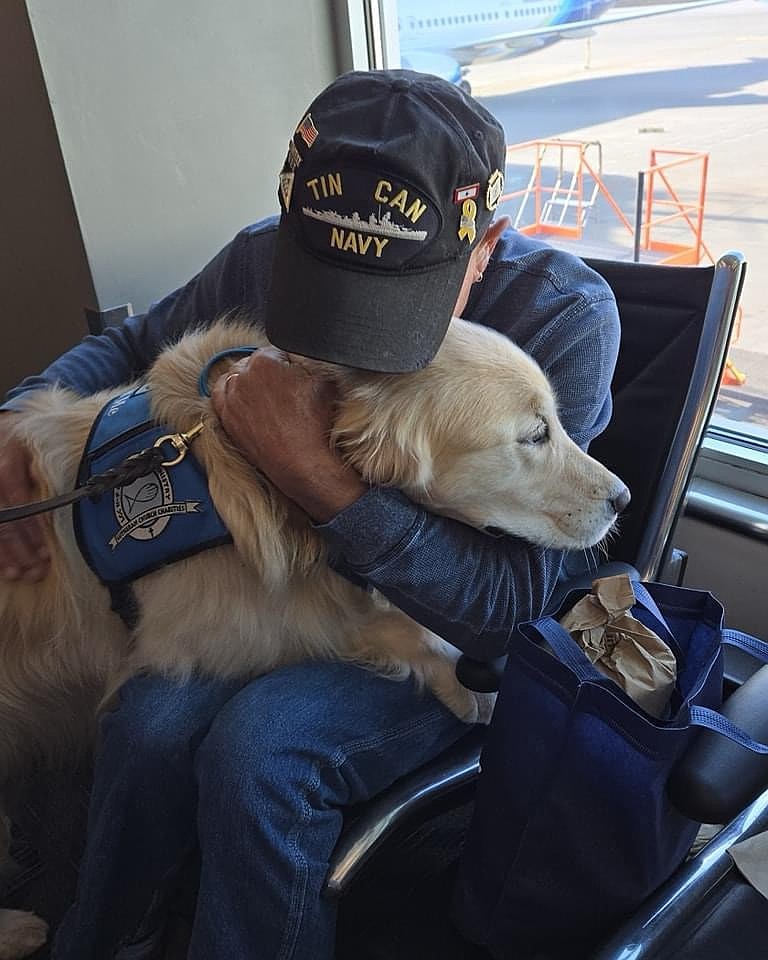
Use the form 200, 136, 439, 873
449, 0, 740, 59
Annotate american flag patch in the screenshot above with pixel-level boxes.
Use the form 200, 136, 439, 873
453, 183, 480, 204
297, 114, 319, 148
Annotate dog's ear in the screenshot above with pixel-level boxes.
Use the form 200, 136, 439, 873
332, 388, 434, 493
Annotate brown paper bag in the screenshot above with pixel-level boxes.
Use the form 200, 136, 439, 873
559, 574, 677, 718
729, 831, 768, 900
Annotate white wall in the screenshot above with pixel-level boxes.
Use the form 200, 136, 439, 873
25, 0, 340, 312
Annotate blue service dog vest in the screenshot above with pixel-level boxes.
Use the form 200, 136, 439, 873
73, 384, 231, 588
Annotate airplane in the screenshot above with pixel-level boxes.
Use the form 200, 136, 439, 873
397, 0, 740, 91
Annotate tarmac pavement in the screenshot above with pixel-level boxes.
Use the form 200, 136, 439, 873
467, 0, 768, 426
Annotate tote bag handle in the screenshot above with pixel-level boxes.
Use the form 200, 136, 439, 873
689, 705, 768, 754
525, 616, 768, 755
690, 628, 768, 753
631, 585, 768, 661
722, 628, 768, 661
624, 584, 768, 687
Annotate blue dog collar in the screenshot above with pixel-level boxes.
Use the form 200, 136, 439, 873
198, 347, 260, 397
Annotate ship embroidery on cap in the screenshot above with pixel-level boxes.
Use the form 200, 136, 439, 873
302, 207, 428, 241
297, 170, 436, 260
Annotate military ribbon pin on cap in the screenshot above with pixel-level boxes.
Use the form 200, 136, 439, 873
458, 198, 477, 244
454, 183, 480, 244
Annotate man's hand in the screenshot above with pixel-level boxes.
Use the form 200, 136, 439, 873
211, 348, 366, 522
0, 413, 50, 582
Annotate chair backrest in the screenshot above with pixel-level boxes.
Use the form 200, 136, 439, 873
579, 252, 746, 581
456, 250, 746, 686
326, 251, 748, 899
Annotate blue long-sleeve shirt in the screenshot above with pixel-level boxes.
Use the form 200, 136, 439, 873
3, 217, 620, 660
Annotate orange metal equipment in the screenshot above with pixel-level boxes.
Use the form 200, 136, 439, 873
640, 148, 714, 266
502, 139, 745, 387
501, 139, 634, 241
638, 149, 745, 386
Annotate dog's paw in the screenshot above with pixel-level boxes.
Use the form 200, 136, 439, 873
438, 682, 497, 724
0, 909, 48, 960
422, 653, 498, 725
458, 690, 497, 725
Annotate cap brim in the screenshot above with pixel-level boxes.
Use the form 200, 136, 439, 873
265, 224, 469, 373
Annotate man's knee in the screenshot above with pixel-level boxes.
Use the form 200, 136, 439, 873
98, 673, 239, 772
195, 690, 292, 775
193, 673, 336, 796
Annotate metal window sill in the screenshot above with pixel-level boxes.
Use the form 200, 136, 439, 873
686, 477, 768, 542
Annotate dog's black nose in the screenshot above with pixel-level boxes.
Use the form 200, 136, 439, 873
611, 485, 631, 514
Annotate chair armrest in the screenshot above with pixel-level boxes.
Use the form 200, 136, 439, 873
455, 655, 507, 692
669, 664, 768, 824
325, 726, 485, 898
544, 560, 640, 615
593, 783, 768, 960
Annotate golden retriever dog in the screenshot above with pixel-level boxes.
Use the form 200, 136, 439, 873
0, 316, 627, 957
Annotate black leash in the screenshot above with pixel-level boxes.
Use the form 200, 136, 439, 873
0, 421, 205, 526
2, 340, 258, 528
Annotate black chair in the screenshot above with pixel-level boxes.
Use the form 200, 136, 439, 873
334, 662, 768, 960
4, 253, 754, 958
328, 251, 748, 906
594, 661, 768, 960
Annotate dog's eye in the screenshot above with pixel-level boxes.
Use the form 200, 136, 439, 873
520, 420, 549, 446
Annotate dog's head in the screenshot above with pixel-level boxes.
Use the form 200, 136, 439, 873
148, 316, 628, 553
333, 318, 629, 551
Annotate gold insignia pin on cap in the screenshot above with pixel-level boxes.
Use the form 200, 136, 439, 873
486, 170, 504, 211
279, 171, 295, 211
287, 141, 302, 170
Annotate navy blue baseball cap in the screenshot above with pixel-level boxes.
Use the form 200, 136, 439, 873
265, 69, 506, 372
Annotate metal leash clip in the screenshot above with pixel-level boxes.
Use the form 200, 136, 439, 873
152, 420, 205, 467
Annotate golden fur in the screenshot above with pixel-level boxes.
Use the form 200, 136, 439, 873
0, 317, 626, 957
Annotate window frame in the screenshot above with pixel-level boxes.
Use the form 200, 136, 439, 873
342, 0, 768, 527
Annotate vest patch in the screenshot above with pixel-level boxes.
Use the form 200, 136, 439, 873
73, 385, 231, 586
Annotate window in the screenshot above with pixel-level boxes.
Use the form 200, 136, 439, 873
375, 0, 768, 476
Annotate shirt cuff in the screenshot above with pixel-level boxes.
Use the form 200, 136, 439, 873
314, 486, 423, 571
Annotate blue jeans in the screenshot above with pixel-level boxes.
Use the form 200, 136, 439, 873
52, 660, 472, 959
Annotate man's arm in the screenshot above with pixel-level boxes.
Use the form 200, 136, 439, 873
0, 219, 277, 580
318, 299, 619, 660
320, 488, 563, 661
212, 288, 620, 660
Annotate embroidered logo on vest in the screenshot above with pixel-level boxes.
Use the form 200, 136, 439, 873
109, 467, 202, 549
74, 385, 230, 586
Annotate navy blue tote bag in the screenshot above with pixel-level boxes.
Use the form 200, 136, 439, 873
453, 581, 768, 959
